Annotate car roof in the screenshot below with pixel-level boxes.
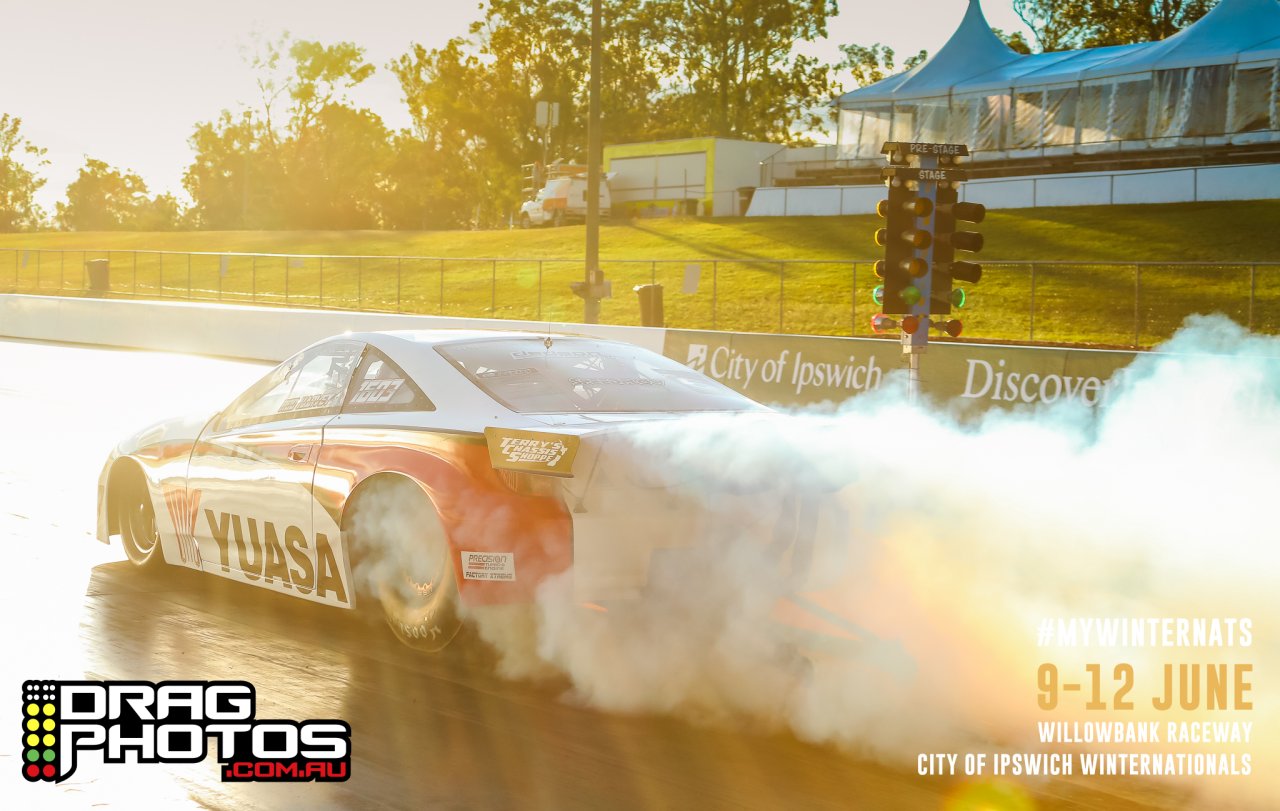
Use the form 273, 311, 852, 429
352, 329, 597, 350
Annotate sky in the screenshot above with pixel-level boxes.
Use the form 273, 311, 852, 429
0, 0, 1033, 212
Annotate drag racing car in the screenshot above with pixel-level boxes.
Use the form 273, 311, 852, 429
97, 330, 781, 651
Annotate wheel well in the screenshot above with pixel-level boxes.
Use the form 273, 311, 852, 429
105, 457, 146, 536
340, 472, 434, 535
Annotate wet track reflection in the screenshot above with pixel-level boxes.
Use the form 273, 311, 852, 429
0, 339, 1186, 810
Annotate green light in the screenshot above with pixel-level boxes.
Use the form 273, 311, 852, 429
903, 286, 922, 306
872, 285, 884, 305
25, 749, 38, 762
951, 288, 967, 308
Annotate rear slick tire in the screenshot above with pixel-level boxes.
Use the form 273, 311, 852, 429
346, 477, 463, 653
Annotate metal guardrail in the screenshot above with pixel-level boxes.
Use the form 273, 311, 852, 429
3, 248, 1277, 348
761, 130, 1280, 186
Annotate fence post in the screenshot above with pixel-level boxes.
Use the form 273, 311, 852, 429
1029, 263, 1037, 342
1133, 264, 1141, 349
397, 258, 402, 313
651, 260, 656, 286
1249, 264, 1256, 331
849, 262, 857, 336
712, 261, 718, 330
778, 262, 785, 333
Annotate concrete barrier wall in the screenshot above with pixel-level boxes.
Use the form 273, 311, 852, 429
0, 294, 1144, 413
746, 163, 1280, 216
0, 294, 667, 362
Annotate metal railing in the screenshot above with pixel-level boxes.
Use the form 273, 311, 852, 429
760, 130, 1280, 186
4, 248, 1277, 349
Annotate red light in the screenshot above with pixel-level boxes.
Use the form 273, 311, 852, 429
942, 319, 963, 337
901, 315, 920, 334
870, 314, 897, 333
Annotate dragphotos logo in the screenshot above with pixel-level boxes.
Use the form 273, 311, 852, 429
20, 680, 350, 783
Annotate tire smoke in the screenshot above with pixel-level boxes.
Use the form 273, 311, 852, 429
466, 315, 1279, 807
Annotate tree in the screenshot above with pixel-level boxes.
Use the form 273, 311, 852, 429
57, 158, 179, 231
653, 0, 839, 142
184, 110, 282, 229
992, 28, 1033, 55
185, 36, 392, 229
1077, 0, 1216, 47
285, 104, 391, 229
835, 43, 929, 90
1013, 0, 1217, 52
0, 115, 47, 232
391, 0, 844, 225
379, 133, 474, 230
390, 0, 626, 227
1013, 0, 1084, 52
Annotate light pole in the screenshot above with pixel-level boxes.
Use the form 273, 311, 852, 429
583, 0, 603, 324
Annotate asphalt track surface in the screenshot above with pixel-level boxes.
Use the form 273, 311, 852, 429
0, 338, 1191, 810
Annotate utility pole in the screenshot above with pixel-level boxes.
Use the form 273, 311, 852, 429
582, 0, 603, 324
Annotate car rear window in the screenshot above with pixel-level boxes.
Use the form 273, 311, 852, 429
436, 337, 764, 414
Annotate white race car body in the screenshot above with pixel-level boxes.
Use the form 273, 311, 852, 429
97, 330, 772, 613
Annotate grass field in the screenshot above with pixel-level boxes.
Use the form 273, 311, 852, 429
2, 200, 1278, 347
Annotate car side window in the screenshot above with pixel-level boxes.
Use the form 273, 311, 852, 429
217, 340, 364, 431
343, 347, 434, 413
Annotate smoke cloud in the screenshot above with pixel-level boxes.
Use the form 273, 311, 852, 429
398, 315, 1280, 806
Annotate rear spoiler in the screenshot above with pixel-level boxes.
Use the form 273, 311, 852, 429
483, 427, 580, 477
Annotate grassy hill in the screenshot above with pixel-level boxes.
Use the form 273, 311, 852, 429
2, 200, 1279, 262
2, 200, 1278, 346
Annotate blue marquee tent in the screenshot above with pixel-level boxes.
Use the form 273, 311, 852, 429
835, 0, 1280, 160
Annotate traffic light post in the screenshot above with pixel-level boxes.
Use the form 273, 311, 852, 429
871, 141, 985, 401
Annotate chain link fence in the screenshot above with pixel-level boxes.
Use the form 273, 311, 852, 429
4, 248, 1277, 348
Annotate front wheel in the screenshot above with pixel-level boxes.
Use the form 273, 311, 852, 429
345, 477, 462, 652
116, 465, 162, 568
